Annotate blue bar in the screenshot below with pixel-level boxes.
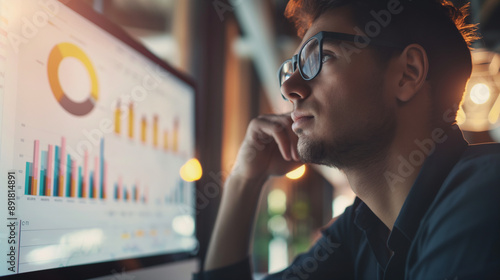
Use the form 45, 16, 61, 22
89, 172, 94, 198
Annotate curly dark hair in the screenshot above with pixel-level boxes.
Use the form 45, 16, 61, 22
285, 0, 480, 125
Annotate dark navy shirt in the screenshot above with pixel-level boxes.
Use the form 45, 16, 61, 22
194, 127, 500, 279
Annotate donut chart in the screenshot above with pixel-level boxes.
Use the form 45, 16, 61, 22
47, 42, 99, 116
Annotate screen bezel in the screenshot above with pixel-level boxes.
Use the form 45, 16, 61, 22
1, 0, 198, 278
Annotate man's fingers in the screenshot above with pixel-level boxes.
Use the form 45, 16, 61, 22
250, 114, 296, 161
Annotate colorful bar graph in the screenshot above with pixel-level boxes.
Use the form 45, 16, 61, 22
22, 137, 146, 203
23, 137, 108, 200
112, 100, 182, 154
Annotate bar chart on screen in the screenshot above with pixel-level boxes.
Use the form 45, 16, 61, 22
0, 1, 198, 276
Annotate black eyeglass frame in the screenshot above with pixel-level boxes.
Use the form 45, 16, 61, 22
278, 31, 406, 99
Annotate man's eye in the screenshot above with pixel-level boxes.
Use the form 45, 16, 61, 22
322, 54, 335, 63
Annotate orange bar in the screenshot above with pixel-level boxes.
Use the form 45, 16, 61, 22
114, 101, 121, 134
128, 103, 134, 139
141, 116, 147, 143
153, 115, 159, 147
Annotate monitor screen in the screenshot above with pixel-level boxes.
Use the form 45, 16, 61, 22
0, 0, 197, 278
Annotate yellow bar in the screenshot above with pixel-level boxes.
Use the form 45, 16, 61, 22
114, 101, 121, 134
128, 103, 134, 139
153, 115, 159, 147
141, 117, 147, 143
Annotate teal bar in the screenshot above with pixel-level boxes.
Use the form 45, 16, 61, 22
25, 162, 31, 195
40, 170, 46, 196
54, 146, 60, 196
78, 166, 83, 198
89, 172, 94, 198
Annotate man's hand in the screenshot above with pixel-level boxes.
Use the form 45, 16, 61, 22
204, 113, 302, 272
232, 113, 302, 181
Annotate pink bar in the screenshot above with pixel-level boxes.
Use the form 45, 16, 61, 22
83, 150, 88, 197
33, 140, 40, 180
47, 145, 54, 196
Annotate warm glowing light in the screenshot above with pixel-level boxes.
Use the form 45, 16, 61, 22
172, 215, 195, 236
286, 165, 306, 179
180, 158, 202, 182
470, 83, 491, 105
268, 189, 286, 215
489, 95, 500, 124
456, 106, 466, 125
332, 195, 356, 217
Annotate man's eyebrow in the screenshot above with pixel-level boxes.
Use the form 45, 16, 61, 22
323, 39, 345, 48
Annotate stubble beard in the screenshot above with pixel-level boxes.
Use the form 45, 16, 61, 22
296, 100, 397, 170
296, 116, 396, 170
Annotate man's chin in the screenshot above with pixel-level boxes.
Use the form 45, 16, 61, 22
297, 138, 330, 166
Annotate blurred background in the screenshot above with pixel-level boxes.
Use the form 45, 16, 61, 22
81, 0, 500, 278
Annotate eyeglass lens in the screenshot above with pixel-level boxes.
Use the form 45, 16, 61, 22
299, 37, 321, 80
280, 60, 294, 86
279, 36, 321, 87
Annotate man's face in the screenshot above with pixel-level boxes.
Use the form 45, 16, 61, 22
281, 7, 398, 168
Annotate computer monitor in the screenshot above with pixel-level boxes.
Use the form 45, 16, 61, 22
0, 0, 198, 278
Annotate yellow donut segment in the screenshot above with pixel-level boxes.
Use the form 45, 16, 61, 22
47, 42, 99, 115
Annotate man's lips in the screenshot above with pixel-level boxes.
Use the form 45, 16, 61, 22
291, 112, 313, 123
291, 112, 314, 133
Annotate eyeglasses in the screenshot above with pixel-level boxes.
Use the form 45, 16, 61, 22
277, 31, 405, 100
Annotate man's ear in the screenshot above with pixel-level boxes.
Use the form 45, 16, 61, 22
395, 44, 429, 102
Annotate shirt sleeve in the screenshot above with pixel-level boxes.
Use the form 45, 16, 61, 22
194, 199, 361, 280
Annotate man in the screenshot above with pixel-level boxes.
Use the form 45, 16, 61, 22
195, 0, 500, 279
